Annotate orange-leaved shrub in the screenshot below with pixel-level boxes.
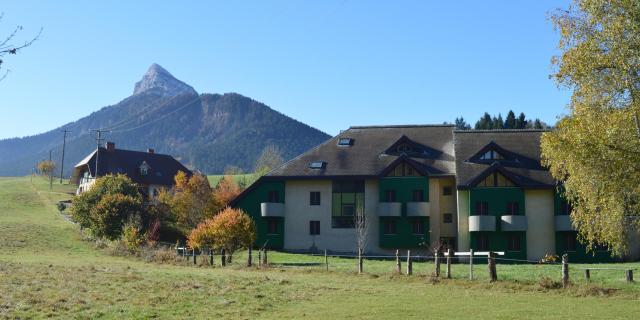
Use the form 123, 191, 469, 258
188, 207, 256, 260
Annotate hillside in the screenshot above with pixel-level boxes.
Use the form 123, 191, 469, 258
0, 64, 330, 176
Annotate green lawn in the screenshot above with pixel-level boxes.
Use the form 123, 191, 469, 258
1, 176, 640, 319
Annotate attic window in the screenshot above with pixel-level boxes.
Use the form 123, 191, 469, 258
337, 138, 353, 147
140, 167, 148, 176
397, 143, 413, 153
480, 150, 504, 160
309, 161, 326, 169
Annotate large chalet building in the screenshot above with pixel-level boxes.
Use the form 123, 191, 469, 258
71, 142, 191, 198
232, 125, 638, 262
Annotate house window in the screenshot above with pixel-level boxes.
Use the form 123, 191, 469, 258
337, 138, 353, 146
506, 202, 520, 215
383, 219, 397, 235
442, 186, 452, 196
411, 219, 425, 235
384, 190, 397, 202
565, 233, 577, 252
309, 161, 326, 169
267, 218, 278, 234
267, 190, 280, 202
332, 181, 365, 228
387, 163, 421, 177
411, 189, 424, 202
475, 201, 489, 215
479, 150, 504, 160
507, 234, 521, 251
310, 192, 321, 206
140, 167, 148, 176
309, 221, 320, 235
560, 200, 572, 215
477, 172, 515, 187
476, 233, 490, 251
397, 143, 412, 153
443, 213, 453, 223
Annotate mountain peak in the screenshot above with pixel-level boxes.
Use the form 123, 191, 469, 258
133, 63, 197, 97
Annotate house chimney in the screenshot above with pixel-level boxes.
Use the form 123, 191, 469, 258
147, 148, 155, 154
105, 142, 115, 152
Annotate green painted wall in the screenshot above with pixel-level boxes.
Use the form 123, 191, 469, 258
378, 177, 429, 248
235, 181, 285, 249
379, 217, 429, 248
555, 231, 616, 263
554, 188, 567, 216
470, 231, 526, 261
469, 187, 524, 216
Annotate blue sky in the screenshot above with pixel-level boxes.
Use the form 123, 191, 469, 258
0, 1, 571, 139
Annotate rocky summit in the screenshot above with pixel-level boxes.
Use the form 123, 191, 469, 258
133, 63, 198, 97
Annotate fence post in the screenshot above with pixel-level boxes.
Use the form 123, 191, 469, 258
469, 249, 474, 280
221, 249, 227, 267
247, 247, 253, 267
258, 250, 262, 266
263, 248, 268, 265
446, 249, 452, 279
584, 269, 590, 280
209, 248, 214, 266
488, 251, 497, 282
406, 250, 412, 276
324, 249, 329, 271
626, 270, 634, 283
434, 247, 441, 278
395, 249, 401, 274
358, 248, 364, 274
561, 254, 569, 288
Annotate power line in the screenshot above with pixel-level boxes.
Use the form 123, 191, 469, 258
111, 95, 201, 133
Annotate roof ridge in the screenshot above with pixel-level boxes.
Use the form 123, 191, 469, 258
454, 129, 549, 133
349, 124, 455, 129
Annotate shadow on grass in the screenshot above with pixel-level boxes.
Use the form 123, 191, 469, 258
271, 262, 323, 267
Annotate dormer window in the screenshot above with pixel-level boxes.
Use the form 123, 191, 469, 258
337, 138, 353, 147
309, 161, 326, 169
139, 161, 150, 176
480, 150, 504, 160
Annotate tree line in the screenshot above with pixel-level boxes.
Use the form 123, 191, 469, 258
449, 110, 549, 130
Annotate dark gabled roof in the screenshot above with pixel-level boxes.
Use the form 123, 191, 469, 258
71, 147, 192, 186
453, 130, 554, 189
266, 125, 456, 178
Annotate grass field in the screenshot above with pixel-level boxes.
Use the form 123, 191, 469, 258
1, 176, 640, 319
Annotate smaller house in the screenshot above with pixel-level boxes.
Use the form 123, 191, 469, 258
71, 142, 192, 198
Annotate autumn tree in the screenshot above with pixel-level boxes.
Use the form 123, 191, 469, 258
188, 207, 256, 261
541, 0, 640, 256
170, 171, 217, 232
254, 145, 284, 174
0, 13, 42, 81
37, 160, 55, 177
213, 175, 243, 208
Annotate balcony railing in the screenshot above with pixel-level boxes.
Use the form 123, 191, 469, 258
500, 215, 527, 231
406, 202, 430, 217
469, 215, 496, 232
554, 215, 575, 231
376, 202, 402, 217
261, 202, 284, 217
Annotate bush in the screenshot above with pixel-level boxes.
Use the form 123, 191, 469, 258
188, 207, 256, 260
56, 202, 67, 212
122, 215, 144, 253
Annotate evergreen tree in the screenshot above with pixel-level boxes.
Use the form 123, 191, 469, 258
475, 112, 492, 129
516, 112, 527, 129
533, 119, 543, 129
454, 117, 471, 130
504, 110, 516, 129
493, 114, 504, 129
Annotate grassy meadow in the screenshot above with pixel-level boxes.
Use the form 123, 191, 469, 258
1, 176, 640, 319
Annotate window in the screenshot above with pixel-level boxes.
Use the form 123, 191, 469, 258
412, 189, 424, 202
397, 143, 413, 153
309, 221, 320, 235
384, 190, 397, 202
309, 161, 326, 169
477, 172, 515, 188
411, 219, 425, 234
383, 219, 397, 235
267, 218, 278, 234
440, 237, 456, 250
310, 191, 321, 206
507, 234, 521, 251
475, 201, 489, 215
140, 166, 148, 176
332, 181, 365, 228
443, 213, 453, 223
442, 186, 452, 196
337, 138, 353, 146
387, 162, 421, 177
476, 233, 490, 251
267, 190, 280, 202
479, 150, 504, 160
560, 200, 572, 215
506, 202, 520, 215
565, 233, 577, 251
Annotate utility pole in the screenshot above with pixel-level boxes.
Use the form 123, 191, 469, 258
49, 149, 53, 191
59, 129, 70, 184
91, 129, 110, 180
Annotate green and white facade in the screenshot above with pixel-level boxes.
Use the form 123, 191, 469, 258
232, 125, 629, 262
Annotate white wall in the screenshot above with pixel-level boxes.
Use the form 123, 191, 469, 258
283, 180, 380, 254
525, 189, 555, 261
